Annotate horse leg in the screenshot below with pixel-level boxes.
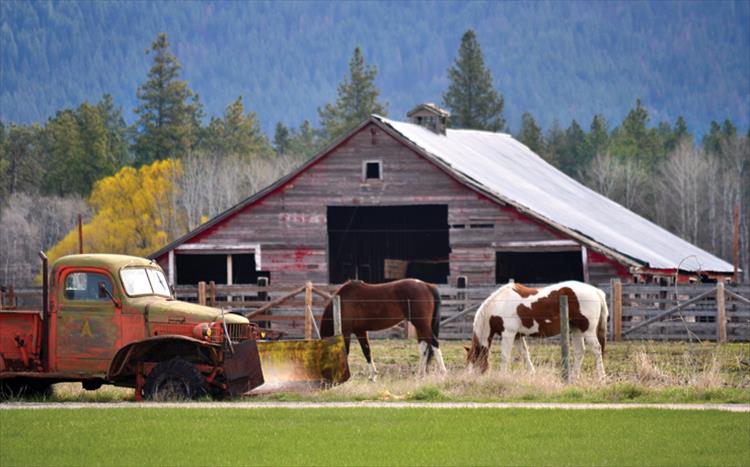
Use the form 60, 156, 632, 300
356, 332, 377, 382
430, 337, 447, 376
571, 329, 585, 380
417, 340, 431, 377
584, 333, 606, 380
499, 331, 516, 373
514, 336, 534, 375
344, 335, 351, 355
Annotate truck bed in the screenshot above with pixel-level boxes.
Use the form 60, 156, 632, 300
0, 309, 42, 372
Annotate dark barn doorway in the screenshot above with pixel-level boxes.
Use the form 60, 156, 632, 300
328, 205, 450, 284
495, 251, 583, 284
176, 253, 262, 285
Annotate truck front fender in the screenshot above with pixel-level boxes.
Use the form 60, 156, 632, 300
107, 335, 221, 382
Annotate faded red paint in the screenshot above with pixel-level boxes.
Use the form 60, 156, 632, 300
588, 250, 631, 279
501, 205, 569, 240
294, 248, 313, 263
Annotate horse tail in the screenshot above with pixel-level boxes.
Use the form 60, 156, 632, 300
597, 288, 608, 354
319, 299, 334, 338
429, 284, 441, 342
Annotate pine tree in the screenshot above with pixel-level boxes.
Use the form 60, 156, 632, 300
609, 98, 662, 169
722, 119, 737, 139
443, 30, 506, 132
587, 114, 610, 157
1, 123, 43, 196
543, 120, 565, 167
559, 119, 591, 176
42, 103, 115, 197
288, 120, 322, 159
674, 116, 690, 142
273, 122, 291, 156
200, 96, 271, 158
222, 96, 271, 158
702, 121, 723, 155
96, 94, 129, 167
134, 33, 201, 164
318, 47, 388, 140
516, 112, 544, 155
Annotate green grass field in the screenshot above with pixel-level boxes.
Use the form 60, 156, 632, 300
1, 407, 748, 466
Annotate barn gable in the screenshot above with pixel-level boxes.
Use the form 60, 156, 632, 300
151, 114, 732, 288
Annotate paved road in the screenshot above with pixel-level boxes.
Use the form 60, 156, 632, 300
2, 402, 748, 412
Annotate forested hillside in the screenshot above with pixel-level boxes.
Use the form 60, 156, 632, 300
2, 1, 748, 133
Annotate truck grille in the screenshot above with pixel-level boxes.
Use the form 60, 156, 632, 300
226, 323, 251, 341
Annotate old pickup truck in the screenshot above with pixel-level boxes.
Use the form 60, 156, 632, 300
0, 253, 348, 400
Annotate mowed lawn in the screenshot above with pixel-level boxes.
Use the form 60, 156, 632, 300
1, 408, 748, 466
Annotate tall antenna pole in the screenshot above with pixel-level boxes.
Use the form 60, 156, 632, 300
733, 202, 740, 283
78, 214, 83, 254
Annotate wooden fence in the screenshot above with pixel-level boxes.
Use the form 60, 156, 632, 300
4, 281, 749, 342
602, 280, 750, 342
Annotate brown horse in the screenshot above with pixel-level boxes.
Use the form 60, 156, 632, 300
320, 279, 447, 381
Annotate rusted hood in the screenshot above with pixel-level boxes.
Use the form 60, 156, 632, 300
144, 298, 249, 325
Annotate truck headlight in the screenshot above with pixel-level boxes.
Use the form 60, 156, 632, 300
192, 322, 212, 340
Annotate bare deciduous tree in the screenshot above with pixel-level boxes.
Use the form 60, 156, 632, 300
0, 193, 87, 287
178, 153, 300, 231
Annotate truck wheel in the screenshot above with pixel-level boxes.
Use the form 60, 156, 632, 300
143, 358, 206, 401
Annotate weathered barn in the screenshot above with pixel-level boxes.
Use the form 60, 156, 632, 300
150, 104, 734, 288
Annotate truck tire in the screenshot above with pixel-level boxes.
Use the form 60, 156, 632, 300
143, 358, 206, 401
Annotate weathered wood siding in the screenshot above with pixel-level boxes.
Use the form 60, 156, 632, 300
161, 122, 630, 286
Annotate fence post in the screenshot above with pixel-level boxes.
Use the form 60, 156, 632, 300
208, 281, 216, 307
560, 294, 571, 383
304, 281, 313, 339
197, 281, 206, 306
333, 295, 342, 337
611, 279, 622, 341
716, 282, 727, 343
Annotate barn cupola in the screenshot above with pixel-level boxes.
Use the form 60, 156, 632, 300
407, 103, 450, 135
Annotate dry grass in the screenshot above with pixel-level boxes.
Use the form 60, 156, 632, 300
262, 339, 750, 403
17, 340, 750, 404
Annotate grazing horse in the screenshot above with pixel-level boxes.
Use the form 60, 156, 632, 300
465, 281, 608, 379
320, 279, 447, 381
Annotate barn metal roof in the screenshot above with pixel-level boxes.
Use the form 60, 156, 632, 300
374, 115, 733, 273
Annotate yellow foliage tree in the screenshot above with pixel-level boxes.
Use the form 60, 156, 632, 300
47, 159, 186, 262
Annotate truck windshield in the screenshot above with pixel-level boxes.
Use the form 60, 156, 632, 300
120, 268, 171, 297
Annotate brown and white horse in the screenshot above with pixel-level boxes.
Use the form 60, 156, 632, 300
320, 279, 447, 381
466, 281, 608, 379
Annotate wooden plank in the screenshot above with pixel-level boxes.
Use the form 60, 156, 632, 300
304, 281, 313, 339
717, 282, 727, 343
197, 281, 206, 306
560, 295, 570, 383
243, 285, 306, 319
612, 278, 622, 341
622, 288, 716, 336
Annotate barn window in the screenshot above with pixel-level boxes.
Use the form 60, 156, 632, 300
495, 251, 583, 284
175, 253, 266, 286
363, 161, 382, 180
176, 254, 227, 285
